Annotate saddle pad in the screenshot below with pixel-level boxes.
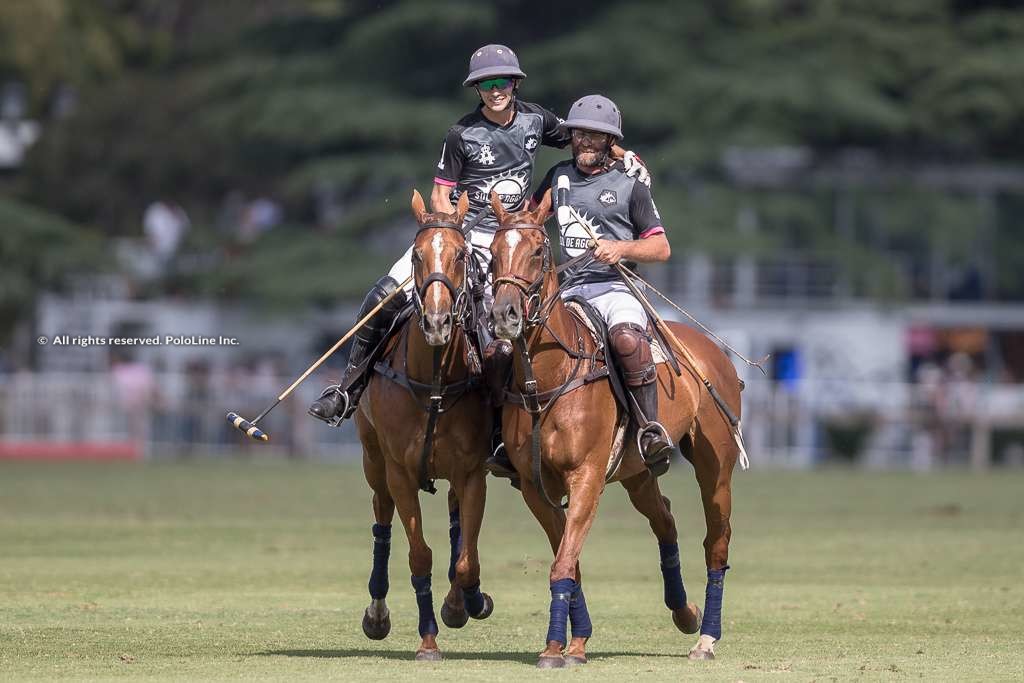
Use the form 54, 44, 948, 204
564, 300, 670, 366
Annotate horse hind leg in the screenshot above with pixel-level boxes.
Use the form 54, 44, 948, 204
689, 423, 737, 661
360, 433, 395, 640
443, 470, 495, 629
440, 487, 470, 628
621, 472, 702, 636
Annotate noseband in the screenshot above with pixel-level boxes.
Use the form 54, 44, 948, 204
412, 221, 471, 330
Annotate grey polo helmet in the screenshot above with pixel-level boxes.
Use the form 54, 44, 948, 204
463, 44, 527, 87
562, 94, 623, 140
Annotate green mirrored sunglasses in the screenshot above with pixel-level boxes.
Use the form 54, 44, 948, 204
476, 77, 514, 91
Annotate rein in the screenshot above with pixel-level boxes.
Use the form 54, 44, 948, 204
492, 222, 608, 509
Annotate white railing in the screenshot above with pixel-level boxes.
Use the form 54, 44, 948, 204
2, 371, 1023, 468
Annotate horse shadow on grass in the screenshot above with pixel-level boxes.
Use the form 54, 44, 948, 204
256, 648, 680, 664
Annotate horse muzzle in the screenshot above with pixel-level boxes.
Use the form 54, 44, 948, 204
421, 310, 453, 346
490, 299, 523, 341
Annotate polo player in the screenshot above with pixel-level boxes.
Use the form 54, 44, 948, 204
531, 95, 675, 474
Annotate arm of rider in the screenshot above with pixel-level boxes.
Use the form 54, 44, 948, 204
430, 183, 455, 214
592, 233, 670, 265
610, 144, 651, 187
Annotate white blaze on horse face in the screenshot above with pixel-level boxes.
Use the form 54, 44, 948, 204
431, 232, 444, 307
504, 229, 521, 274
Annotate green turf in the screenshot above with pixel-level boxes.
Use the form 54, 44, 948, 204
1, 461, 1022, 681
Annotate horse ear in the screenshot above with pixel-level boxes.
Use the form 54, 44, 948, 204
456, 191, 470, 221
489, 191, 508, 225
532, 189, 552, 224
410, 189, 428, 224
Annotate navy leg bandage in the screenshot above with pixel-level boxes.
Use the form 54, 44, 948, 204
545, 578, 576, 646
368, 523, 391, 600
462, 581, 485, 616
448, 508, 461, 583
659, 542, 687, 610
411, 574, 439, 637
568, 583, 593, 639
700, 566, 729, 640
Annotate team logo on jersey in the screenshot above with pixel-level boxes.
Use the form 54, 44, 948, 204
477, 144, 496, 166
524, 134, 539, 151
559, 209, 604, 258
598, 189, 617, 206
470, 169, 529, 209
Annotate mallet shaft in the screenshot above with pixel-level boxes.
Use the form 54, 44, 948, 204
275, 274, 413, 403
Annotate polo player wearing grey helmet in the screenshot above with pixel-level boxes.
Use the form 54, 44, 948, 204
530, 94, 675, 474
308, 47, 651, 477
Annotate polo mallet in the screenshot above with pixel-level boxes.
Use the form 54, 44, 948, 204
226, 274, 413, 442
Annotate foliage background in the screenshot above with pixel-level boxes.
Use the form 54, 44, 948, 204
3, 0, 1024, 322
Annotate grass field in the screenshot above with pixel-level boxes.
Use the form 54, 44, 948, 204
2, 460, 1023, 681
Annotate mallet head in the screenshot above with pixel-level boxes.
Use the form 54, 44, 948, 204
226, 412, 269, 442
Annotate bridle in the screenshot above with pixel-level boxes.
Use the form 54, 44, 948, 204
411, 220, 472, 334
491, 222, 554, 329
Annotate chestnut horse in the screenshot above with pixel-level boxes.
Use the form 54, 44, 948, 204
487, 191, 744, 667
354, 190, 494, 661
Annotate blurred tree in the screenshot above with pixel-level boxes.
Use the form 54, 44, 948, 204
6, 0, 1024, 306
0, 199, 108, 342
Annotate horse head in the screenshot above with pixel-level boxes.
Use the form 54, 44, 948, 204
410, 189, 471, 346
488, 189, 552, 341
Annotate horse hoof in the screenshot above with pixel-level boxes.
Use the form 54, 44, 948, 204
440, 601, 469, 629
688, 647, 715, 661
672, 602, 702, 634
688, 635, 717, 661
361, 608, 391, 640
537, 655, 566, 669
415, 648, 442, 662
470, 593, 494, 620
564, 654, 587, 666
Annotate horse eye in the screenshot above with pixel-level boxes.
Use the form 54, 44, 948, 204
455, 248, 466, 261
533, 245, 545, 258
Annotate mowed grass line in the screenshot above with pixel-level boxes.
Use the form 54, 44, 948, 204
1, 461, 1022, 681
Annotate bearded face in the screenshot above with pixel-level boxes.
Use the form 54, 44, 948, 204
571, 129, 612, 169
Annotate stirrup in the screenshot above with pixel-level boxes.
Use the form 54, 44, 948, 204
308, 384, 351, 428
637, 421, 674, 476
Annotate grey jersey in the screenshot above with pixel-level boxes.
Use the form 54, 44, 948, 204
533, 160, 665, 284
434, 100, 569, 233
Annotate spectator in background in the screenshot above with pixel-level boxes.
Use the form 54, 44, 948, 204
143, 199, 190, 267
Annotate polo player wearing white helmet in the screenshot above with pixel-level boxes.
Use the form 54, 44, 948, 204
531, 94, 675, 474
309, 47, 652, 478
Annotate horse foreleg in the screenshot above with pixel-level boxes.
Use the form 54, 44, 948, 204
453, 470, 494, 620
621, 471, 702, 635
359, 426, 394, 640
537, 464, 604, 668
517, 475, 591, 665
387, 463, 441, 661
690, 428, 736, 661
446, 487, 460, 585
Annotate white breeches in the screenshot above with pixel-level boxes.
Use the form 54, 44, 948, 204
560, 280, 649, 329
